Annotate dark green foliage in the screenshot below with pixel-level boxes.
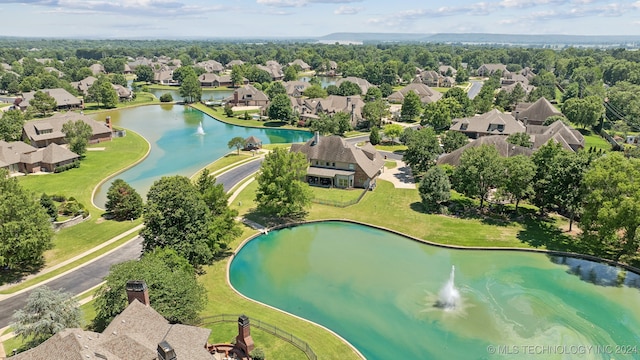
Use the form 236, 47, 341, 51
87, 76, 118, 108
266, 81, 286, 100
0, 169, 53, 269
369, 126, 381, 145
159, 93, 173, 102
40, 193, 57, 221
267, 93, 293, 122
134, 64, 153, 82
453, 144, 504, 210
418, 166, 451, 212
0, 109, 25, 141
250, 348, 266, 360
93, 249, 206, 331
400, 91, 422, 122
499, 155, 536, 213
337, 81, 362, 96
562, 95, 604, 128
105, 179, 143, 221
506, 132, 532, 148
53, 160, 80, 173
195, 169, 241, 247
227, 136, 246, 154
179, 74, 202, 103
403, 127, 442, 176
308, 112, 352, 136
302, 84, 327, 98
255, 147, 312, 219
62, 120, 92, 156
284, 66, 298, 81
441, 130, 469, 153
30, 90, 57, 116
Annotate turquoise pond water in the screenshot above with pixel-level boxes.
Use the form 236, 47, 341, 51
229, 222, 640, 360
91, 105, 311, 207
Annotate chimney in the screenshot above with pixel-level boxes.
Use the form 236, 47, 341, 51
126, 280, 150, 306
313, 131, 320, 145
235, 315, 254, 355
106, 116, 112, 131
157, 341, 177, 360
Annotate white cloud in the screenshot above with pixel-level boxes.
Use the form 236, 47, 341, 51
256, 0, 362, 7
6, 0, 226, 17
334, 5, 362, 15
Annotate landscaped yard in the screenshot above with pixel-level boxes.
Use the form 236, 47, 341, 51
580, 129, 611, 151
310, 186, 366, 206
82, 92, 158, 113
191, 103, 300, 129
374, 142, 407, 153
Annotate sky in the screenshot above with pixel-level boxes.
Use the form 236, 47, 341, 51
1, 0, 639, 38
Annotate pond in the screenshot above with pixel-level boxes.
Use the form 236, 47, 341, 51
147, 88, 233, 103
91, 104, 311, 207
230, 221, 640, 360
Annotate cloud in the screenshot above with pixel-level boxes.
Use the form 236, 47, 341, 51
334, 5, 362, 15
5, 0, 226, 17
256, 0, 362, 7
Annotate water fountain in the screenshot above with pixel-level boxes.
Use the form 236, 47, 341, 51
436, 265, 461, 310
196, 121, 205, 135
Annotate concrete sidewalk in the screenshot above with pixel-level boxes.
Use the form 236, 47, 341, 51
379, 160, 416, 189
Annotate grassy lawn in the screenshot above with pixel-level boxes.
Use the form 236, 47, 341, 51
199, 226, 361, 360
15, 131, 148, 270
374, 143, 407, 153
191, 152, 254, 180
432, 87, 451, 93
261, 143, 292, 151
81, 92, 158, 113
310, 186, 365, 205
580, 129, 611, 151
385, 160, 397, 169
191, 103, 301, 129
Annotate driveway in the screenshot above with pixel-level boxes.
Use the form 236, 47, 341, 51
379, 160, 415, 189
467, 80, 484, 99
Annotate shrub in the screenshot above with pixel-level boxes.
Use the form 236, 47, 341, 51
159, 93, 173, 102
54, 160, 80, 173
250, 348, 265, 360
51, 194, 67, 202
224, 105, 234, 117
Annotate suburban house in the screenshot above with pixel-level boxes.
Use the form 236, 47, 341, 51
16, 88, 83, 111
336, 77, 374, 94
9, 281, 256, 360
415, 70, 442, 87
44, 67, 64, 78
198, 73, 247, 87
291, 134, 385, 189
257, 61, 284, 81
388, 83, 443, 104
476, 63, 507, 77
89, 63, 105, 75
226, 59, 245, 68
526, 120, 585, 152
284, 80, 312, 97
71, 76, 132, 101
22, 113, 112, 148
513, 97, 563, 126
288, 59, 311, 71
437, 135, 534, 166
225, 84, 269, 107
153, 69, 178, 86
195, 60, 224, 73
450, 109, 526, 139
0, 140, 79, 174
439, 65, 457, 77
243, 135, 262, 150
126, 57, 154, 70
291, 95, 366, 128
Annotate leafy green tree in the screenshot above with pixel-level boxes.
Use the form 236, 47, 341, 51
159, 93, 173, 102
230, 65, 243, 87
337, 81, 362, 96
308, 112, 351, 136
30, 90, 57, 116
172, 66, 197, 84
382, 123, 403, 142
135, 64, 154, 83
441, 130, 468, 153
326, 84, 339, 95
255, 147, 312, 219
141, 176, 222, 268
105, 179, 143, 221
421, 97, 462, 131
62, 120, 93, 156
40, 193, 57, 221
13, 286, 81, 347
179, 74, 202, 103
400, 91, 422, 122
284, 66, 298, 81
365, 86, 383, 102
453, 144, 504, 209
362, 99, 389, 128
227, 136, 246, 154
506, 132, 532, 148
267, 93, 293, 122
195, 169, 241, 247
561, 96, 604, 129
530, 142, 565, 214
551, 151, 591, 231
266, 81, 286, 100
93, 249, 206, 331
403, 127, 442, 176
499, 155, 536, 213
0, 169, 53, 270
87, 77, 118, 108
302, 84, 327, 99
443, 87, 474, 116
369, 126, 381, 145
455, 67, 469, 83
0, 109, 25, 141
543, 115, 567, 126
379, 83, 393, 98
580, 153, 640, 263
418, 166, 451, 212
110, 73, 127, 87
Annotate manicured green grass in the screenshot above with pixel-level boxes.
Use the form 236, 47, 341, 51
385, 160, 397, 169
580, 129, 611, 151
0, 103, 11, 108
191, 103, 301, 129
374, 143, 407, 153
343, 130, 369, 137
310, 186, 365, 204
433, 87, 451, 93
82, 92, 158, 113
191, 153, 253, 179
261, 143, 292, 151
198, 226, 361, 360
16, 131, 148, 268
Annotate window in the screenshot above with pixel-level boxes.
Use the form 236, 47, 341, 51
348, 163, 355, 170
332, 162, 335, 167
460, 124, 468, 130
338, 178, 349, 188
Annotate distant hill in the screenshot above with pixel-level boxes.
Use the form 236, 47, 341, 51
318, 32, 640, 47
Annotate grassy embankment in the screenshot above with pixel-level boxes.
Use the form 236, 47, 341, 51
81, 92, 159, 113
191, 103, 301, 129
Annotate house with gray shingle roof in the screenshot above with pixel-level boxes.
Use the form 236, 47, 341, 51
450, 109, 526, 139
284, 80, 312, 97
0, 140, 79, 174
256, 63, 284, 81
89, 63, 105, 75
226, 59, 245, 68
336, 77, 374, 94
291, 134, 385, 189
476, 63, 507, 77
388, 83, 442, 104
437, 135, 534, 166
513, 97, 563, 126
414, 70, 444, 87
526, 120, 584, 152
195, 60, 224, 73
18, 88, 83, 111
22, 113, 112, 148
288, 59, 311, 71
225, 84, 269, 107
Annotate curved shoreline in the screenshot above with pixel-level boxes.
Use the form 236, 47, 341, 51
226, 219, 640, 360
90, 128, 152, 211
188, 103, 312, 132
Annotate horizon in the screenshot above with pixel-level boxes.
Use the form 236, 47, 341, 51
2, 1, 640, 39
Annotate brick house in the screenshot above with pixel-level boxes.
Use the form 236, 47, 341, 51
22, 113, 112, 148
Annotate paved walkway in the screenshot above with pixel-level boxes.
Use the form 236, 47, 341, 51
379, 160, 416, 189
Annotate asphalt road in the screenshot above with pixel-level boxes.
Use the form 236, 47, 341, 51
467, 80, 484, 99
0, 159, 264, 329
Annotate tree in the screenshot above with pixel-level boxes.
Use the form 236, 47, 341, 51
110, 73, 127, 87
179, 74, 202, 103
0, 169, 53, 270
551, 151, 591, 231
0, 109, 25, 141
365, 86, 383, 102
195, 169, 241, 247
453, 144, 504, 209
441, 130, 468, 153
30, 90, 57, 116
93, 249, 206, 331
267, 93, 293, 122
40, 193, 57, 221
255, 147, 312, 218
421, 97, 462, 131
369, 126, 381, 145
418, 166, 451, 212
140, 176, 222, 268
337, 81, 362, 96
362, 99, 388, 128
284, 66, 298, 81
455, 67, 469, 83
266, 81, 286, 100
172, 66, 197, 84
382, 123, 403, 142
379, 83, 393, 98
13, 286, 81, 347
530, 142, 565, 214
443, 87, 474, 116
159, 93, 173, 102
135, 64, 153, 82
105, 179, 143, 221
87, 77, 118, 108
62, 120, 93, 156
403, 127, 442, 176
400, 91, 422, 122
230, 65, 243, 87
499, 155, 536, 213
561, 96, 604, 128
580, 153, 640, 263
228, 136, 246, 154
506, 132, 532, 148
302, 84, 327, 99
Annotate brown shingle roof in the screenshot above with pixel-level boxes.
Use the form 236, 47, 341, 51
437, 135, 534, 166
515, 97, 562, 124
20, 88, 82, 108
450, 109, 525, 136
23, 113, 111, 144
388, 83, 442, 104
